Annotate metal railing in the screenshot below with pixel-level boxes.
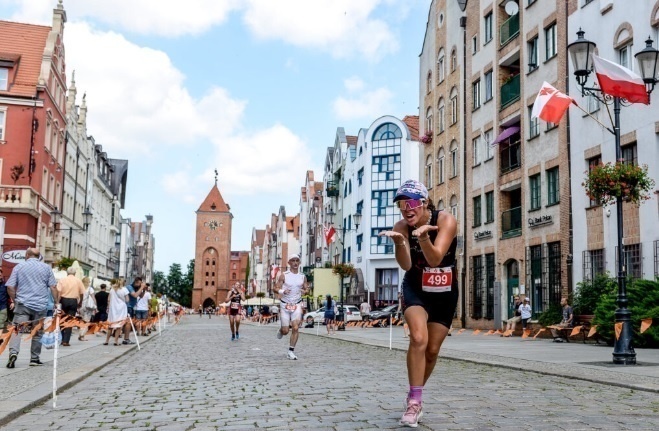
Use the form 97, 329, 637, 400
501, 206, 522, 239
500, 140, 521, 174
500, 13, 519, 46
500, 74, 520, 108
326, 181, 339, 197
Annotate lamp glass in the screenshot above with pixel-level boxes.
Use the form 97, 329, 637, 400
82, 207, 93, 227
353, 211, 362, 227
635, 38, 659, 83
567, 31, 596, 77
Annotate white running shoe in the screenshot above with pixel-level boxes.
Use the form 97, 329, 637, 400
287, 350, 297, 360
276, 329, 283, 339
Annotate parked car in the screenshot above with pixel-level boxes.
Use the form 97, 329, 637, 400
368, 304, 399, 321
304, 305, 361, 325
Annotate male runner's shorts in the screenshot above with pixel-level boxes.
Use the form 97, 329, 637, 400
279, 302, 303, 327
401, 269, 458, 329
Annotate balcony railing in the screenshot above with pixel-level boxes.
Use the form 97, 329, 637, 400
326, 180, 339, 197
500, 13, 520, 45
500, 140, 521, 175
500, 74, 520, 108
0, 186, 40, 217
501, 206, 522, 239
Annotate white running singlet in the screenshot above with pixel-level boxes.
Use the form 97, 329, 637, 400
280, 271, 305, 326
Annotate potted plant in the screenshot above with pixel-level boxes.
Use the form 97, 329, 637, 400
332, 263, 355, 279
582, 161, 655, 206
420, 130, 433, 144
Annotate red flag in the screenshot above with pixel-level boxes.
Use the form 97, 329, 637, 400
531, 82, 574, 123
324, 224, 337, 246
592, 55, 649, 104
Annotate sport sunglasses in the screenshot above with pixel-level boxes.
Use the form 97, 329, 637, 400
396, 199, 425, 211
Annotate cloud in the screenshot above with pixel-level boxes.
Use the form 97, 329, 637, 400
242, 0, 398, 60
2, 0, 240, 37
332, 84, 394, 121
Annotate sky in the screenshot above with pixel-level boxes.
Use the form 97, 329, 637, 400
0, 0, 429, 272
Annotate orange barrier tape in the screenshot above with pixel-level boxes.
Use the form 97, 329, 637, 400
614, 322, 623, 340
640, 318, 653, 334
533, 328, 546, 339
472, 329, 481, 335
457, 328, 466, 334
587, 325, 598, 338
570, 326, 583, 337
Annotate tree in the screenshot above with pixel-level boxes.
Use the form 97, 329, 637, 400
244, 255, 250, 289
152, 270, 166, 295
167, 263, 185, 305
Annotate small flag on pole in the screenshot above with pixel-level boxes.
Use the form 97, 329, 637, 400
324, 224, 337, 246
531, 82, 574, 123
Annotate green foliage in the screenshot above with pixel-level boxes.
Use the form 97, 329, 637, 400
54, 257, 75, 271
582, 162, 655, 206
10, 163, 25, 184
324, 262, 332, 268
256, 292, 266, 299
164, 261, 193, 307
244, 255, 250, 288
593, 278, 659, 348
152, 271, 166, 294
537, 302, 563, 327
573, 274, 617, 315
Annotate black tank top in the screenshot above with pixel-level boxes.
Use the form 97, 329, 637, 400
230, 291, 242, 305
406, 210, 457, 273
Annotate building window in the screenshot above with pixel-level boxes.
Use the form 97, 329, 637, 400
471, 255, 484, 319
472, 79, 481, 110
484, 13, 493, 43
618, 244, 642, 279
438, 199, 445, 210
484, 129, 494, 160
427, 72, 432, 93
485, 191, 494, 223
473, 195, 482, 227
437, 49, 445, 83
485, 253, 495, 319
0, 109, 5, 141
528, 37, 538, 72
425, 156, 433, 187
587, 94, 600, 113
426, 107, 433, 132
0, 68, 7, 91
484, 71, 493, 102
358, 168, 364, 186
450, 141, 458, 178
582, 249, 605, 281
450, 195, 458, 220
545, 24, 557, 60
621, 143, 637, 166
547, 167, 559, 205
473, 136, 481, 166
357, 234, 363, 252
528, 106, 539, 138
547, 242, 562, 305
588, 156, 602, 207
529, 174, 541, 210
438, 98, 445, 132
618, 44, 631, 69
437, 148, 445, 184
450, 94, 458, 125
472, 35, 479, 54
451, 48, 457, 72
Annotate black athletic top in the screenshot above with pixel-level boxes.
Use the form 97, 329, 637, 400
405, 210, 457, 276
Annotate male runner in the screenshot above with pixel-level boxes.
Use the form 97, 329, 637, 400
275, 254, 308, 360
226, 282, 245, 341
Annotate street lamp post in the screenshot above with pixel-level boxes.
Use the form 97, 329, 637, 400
337, 211, 361, 329
567, 30, 658, 365
51, 206, 93, 257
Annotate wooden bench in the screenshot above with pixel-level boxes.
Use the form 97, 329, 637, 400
556, 315, 601, 344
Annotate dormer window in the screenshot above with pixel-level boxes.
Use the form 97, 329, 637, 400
0, 68, 8, 91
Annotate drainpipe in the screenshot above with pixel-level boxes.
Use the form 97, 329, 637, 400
460, 14, 468, 329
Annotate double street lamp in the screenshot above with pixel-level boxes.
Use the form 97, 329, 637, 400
567, 30, 659, 365
52, 206, 93, 257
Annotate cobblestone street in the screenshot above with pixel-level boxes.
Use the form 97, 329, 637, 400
2, 317, 658, 431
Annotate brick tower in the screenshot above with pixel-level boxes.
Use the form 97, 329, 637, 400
192, 177, 232, 310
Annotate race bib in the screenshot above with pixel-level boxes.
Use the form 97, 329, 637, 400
422, 267, 453, 293
285, 303, 297, 312
231, 302, 239, 309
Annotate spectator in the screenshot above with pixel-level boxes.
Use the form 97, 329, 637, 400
520, 298, 532, 332
504, 296, 522, 336
323, 294, 336, 335
271, 304, 279, 322
360, 300, 371, 321
0, 268, 11, 333
105, 281, 129, 346
551, 298, 574, 342
94, 284, 109, 323
123, 277, 144, 344
135, 283, 151, 336
5, 248, 58, 368
57, 266, 86, 346
78, 277, 96, 341
247, 305, 253, 317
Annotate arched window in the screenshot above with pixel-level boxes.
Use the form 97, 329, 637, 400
450, 87, 458, 125
425, 155, 433, 187
437, 98, 445, 133
450, 140, 458, 178
437, 48, 445, 83
437, 147, 445, 184
425, 107, 433, 132
451, 48, 457, 72
438, 199, 445, 210
450, 195, 458, 219
372, 123, 402, 141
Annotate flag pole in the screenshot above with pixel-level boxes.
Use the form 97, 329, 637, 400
572, 101, 615, 135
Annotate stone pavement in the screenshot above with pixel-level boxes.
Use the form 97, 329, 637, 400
0, 316, 657, 430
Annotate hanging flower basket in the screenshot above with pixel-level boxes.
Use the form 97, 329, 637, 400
420, 130, 433, 144
582, 161, 655, 206
332, 263, 355, 279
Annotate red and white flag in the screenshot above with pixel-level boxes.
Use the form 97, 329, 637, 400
270, 264, 280, 280
531, 82, 574, 123
324, 224, 337, 246
592, 55, 649, 104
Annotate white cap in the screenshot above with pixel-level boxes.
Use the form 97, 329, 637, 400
288, 254, 300, 261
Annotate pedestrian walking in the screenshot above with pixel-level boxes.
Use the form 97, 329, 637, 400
57, 266, 85, 346
323, 294, 337, 335
0, 268, 12, 333
78, 277, 97, 341
226, 283, 245, 340
379, 180, 458, 427
359, 300, 371, 321
5, 248, 59, 368
275, 254, 308, 360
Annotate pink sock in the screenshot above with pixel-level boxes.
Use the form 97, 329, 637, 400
408, 386, 423, 403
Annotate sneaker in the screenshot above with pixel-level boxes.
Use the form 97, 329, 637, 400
6, 353, 17, 369
122, 339, 135, 345
236, 332, 240, 340
231, 335, 235, 341
29, 360, 44, 366
553, 338, 564, 343
400, 399, 423, 427
276, 329, 283, 340
287, 350, 297, 360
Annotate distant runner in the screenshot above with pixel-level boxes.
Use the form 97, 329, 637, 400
275, 254, 308, 360
226, 283, 245, 341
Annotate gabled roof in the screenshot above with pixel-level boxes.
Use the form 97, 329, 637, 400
346, 135, 358, 146
0, 21, 50, 97
197, 184, 230, 213
402, 115, 420, 141
255, 229, 265, 245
